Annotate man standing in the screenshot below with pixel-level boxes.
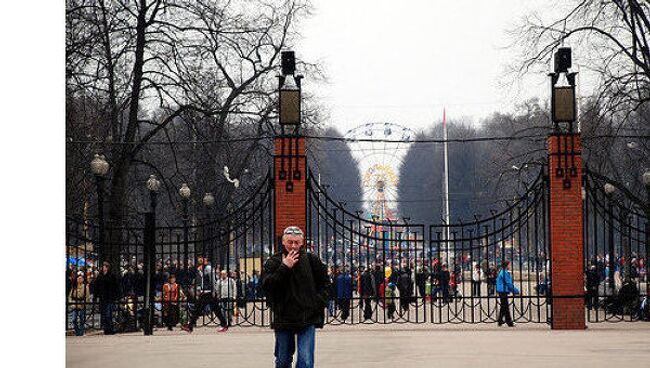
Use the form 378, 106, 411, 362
359, 267, 375, 320
496, 260, 519, 327
216, 270, 237, 331
397, 265, 413, 312
437, 264, 451, 302
472, 262, 483, 297
415, 266, 428, 300
94, 261, 119, 335
262, 226, 330, 368
585, 263, 600, 310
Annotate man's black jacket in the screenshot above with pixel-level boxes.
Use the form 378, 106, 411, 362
262, 250, 330, 330
94, 271, 120, 302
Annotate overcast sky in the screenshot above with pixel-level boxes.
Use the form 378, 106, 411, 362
297, 0, 575, 134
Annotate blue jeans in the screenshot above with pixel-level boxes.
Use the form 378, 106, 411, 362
72, 309, 85, 336
274, 325, 316, 368
100, 303, 114, 334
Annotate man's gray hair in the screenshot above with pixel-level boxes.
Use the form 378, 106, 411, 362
283, 226, 304, 237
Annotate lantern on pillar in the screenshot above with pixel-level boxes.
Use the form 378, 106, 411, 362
550, 47, 578, 132
279, 51, 301, 130
552, 85, 575, 122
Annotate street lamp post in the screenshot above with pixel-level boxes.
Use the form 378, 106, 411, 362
621, 207, 631, 283
227, 202, 234, 271
348, 219, 355, 269
643, 169, 650, 295
146, 174, 161, 212
604, 183, 617, 294
143, 174, 161, 335
179, 183, 191, 272
203, 192, 215, 265
90, 154, 109, 264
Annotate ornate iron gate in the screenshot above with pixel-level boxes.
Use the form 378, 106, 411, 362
307, 170, 427, 324
306, 168, 551, 324
428, 170, 550, 324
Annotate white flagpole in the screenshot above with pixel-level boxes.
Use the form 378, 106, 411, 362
442, 108, 452, 266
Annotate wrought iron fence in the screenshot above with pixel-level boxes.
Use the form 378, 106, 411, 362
65, 173, 275, 333
66, 217, 147, 333
66, 166, 650, 333
583, 169, 649, 322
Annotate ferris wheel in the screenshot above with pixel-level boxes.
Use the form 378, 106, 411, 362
344, 123, 415, 221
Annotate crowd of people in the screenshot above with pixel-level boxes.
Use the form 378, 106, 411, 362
66, 256, 262, 336
584, 253, 649, 318
323, 258, 520, 323
66, 251, 649, 335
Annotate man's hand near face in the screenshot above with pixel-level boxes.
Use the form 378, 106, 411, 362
282, 250, 300, 269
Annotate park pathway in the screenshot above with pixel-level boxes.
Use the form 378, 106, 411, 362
66, 323, 650, 367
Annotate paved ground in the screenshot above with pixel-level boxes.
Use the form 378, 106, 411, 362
67, 323, 650, 368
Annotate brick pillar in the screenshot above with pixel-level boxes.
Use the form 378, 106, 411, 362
548, 133, 585, 329
274, 136, 306, 251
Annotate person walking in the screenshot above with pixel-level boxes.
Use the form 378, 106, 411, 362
68, 271, 91, 336
335, 268, 352, 322
94, 261, 119, 335
182, 256, 226, 333
262, 226, 330, 368
496, 260, 519, 327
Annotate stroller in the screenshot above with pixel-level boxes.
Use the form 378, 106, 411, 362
115, 295, 140, 333
603, 282, 640, 316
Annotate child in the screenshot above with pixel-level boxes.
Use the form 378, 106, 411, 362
487, 265, 497, 296
162, 274, 183, 331
425, 278, 432, 301
385, 282, 397, 319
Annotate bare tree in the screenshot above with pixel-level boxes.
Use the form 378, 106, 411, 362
66, 0, 315, 270
513, 0, 650, 121
509, 1, 650, 198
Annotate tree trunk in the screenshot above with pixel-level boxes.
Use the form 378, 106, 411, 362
103, 0, 149, 277
106, 158, 131, 276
